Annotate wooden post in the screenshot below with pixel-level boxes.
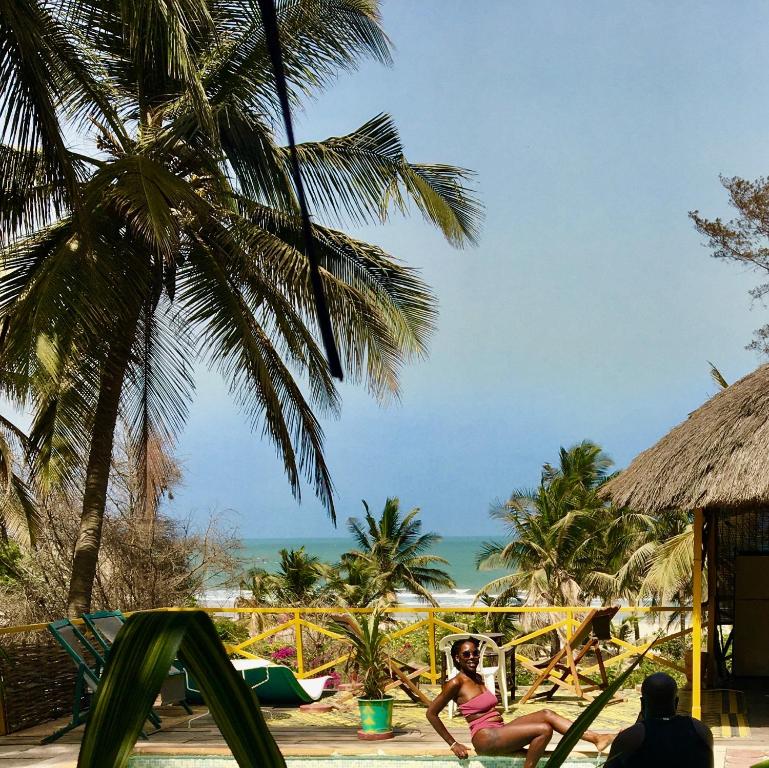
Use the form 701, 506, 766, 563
427, 611, 437, 685
705, 509, 718, 685
692, 508, 703, 720
294, 611, 304, 678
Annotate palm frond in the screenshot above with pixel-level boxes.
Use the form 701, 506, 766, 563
179, 233, 336, 518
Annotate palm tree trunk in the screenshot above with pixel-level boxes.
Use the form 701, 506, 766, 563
67, 315, 138, 617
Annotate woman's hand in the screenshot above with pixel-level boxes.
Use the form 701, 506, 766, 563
450, 741, 470, 759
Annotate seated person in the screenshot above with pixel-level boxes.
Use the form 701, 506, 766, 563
426, 637, 612, 767
605, 672, 713, 767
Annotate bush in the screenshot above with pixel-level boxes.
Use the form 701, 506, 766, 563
213, 617, 250, 646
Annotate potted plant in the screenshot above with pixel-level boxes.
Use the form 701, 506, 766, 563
334, 611, 394, 740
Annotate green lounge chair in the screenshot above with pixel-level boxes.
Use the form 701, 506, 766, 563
82, 609, 126, 654
45, 618, 160, 743
183, 659, 330, 706
83, 609, 191, 712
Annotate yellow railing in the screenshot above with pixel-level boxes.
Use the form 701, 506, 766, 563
0, 604, 695, 709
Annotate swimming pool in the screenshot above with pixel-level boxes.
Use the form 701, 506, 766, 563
127, 756, 603, 767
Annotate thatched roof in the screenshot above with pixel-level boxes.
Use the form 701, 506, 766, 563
603, 364, 769, 512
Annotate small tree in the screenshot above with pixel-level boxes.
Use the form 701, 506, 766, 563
346, 498, 454, 606
334, 611, 390, 699
690, 175, 769, 354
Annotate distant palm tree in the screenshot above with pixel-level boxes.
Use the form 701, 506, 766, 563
476, 441, 613, 606
239, 547, 328, 607
346, 498, 454, 606
319, 552, 387, 608
0, 0, 481, 616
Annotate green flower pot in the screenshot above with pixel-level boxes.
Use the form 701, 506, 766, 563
357, 696, 394, 740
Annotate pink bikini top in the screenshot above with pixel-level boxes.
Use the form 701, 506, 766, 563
458, 689, 498, 718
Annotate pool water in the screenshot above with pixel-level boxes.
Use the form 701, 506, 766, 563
128, 756, 603, 767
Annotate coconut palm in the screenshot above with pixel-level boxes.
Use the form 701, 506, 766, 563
0, 0, 481, 615
319, 552, 388, 608
0, 414, 39, 546
239, 547, 328, 606
476, 441, 614, 606
584, 508, 692, 605
0, 0, 122, 231
345, 497, 455, 606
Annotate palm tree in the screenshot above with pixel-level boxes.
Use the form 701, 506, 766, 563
345, 497, 455, 606
319, 552, 387, 608
239, 547, 328, 606
476, 441, 613, 606
0, 1, 481, 615
0, 0, 121, 229
0, 414, 39, 546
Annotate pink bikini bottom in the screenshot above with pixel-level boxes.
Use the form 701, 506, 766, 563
468, 710, 505, 738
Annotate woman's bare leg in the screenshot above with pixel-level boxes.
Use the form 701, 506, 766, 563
523, 724, 553, 768
512, 709, 613, 752
472, 722, 553, 764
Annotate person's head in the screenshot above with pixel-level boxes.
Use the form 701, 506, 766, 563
640, 672, 678, 718
451, 637, 480, 674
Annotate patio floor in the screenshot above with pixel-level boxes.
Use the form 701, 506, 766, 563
1, 686, 768, 767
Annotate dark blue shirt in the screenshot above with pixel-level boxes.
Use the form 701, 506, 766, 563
606, 715, 712, 768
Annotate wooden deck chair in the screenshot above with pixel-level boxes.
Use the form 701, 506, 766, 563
83, 610, 191, 712
45, 618, 159, 743
384, 657, 431, 706
518, 605, 619, 705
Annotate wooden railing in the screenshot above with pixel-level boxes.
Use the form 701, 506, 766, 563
0, 604, 697, 729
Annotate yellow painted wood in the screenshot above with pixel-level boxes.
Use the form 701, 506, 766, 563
294, 612, 304, 677
0, 604, 692, 641
692, 507, 704, 720
427, 612, 437, 684
387, 618, 429, 640
230, 618, 295, 653
720, 713, 731, 738
299, 620, 345, 640
432, 618, 467, 633
503, 619, 572, 648
300, 653, 350, 679
737, 713, 750, 737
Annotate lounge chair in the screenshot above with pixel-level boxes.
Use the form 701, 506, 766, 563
518, 605, 620, 704
438, 632, 510, 717
83, 609, 190, 712
82, 609, 126, 653
45, 618, 160, 743
384, 656, 431, 706
183, 658, 330, 707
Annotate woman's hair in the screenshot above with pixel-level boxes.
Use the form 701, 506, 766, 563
450, 636, 480, 668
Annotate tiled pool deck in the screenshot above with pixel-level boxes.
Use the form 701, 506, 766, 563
0, 687, 767, 767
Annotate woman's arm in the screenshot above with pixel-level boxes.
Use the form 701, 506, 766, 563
426, 678, 470, 759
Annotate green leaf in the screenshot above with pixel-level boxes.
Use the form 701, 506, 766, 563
77, 610, 287, 768
543, 639, 657, 768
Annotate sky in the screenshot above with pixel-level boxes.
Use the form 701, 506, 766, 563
168, 0, 769, 539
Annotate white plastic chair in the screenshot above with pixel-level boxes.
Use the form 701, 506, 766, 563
438, 632, 510, 718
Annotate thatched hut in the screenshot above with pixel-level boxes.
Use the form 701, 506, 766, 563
603, 363, 769, 717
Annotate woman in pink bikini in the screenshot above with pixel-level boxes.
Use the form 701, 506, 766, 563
426, 637, 613, 767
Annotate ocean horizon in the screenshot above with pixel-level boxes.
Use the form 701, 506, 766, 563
202, 536, 511, 608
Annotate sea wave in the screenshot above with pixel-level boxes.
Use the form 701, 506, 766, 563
200, 587, 484, 609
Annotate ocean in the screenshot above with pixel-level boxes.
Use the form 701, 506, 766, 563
204, 536, 511, 608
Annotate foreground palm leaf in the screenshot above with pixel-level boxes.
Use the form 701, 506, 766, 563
78, 610, 286, 768
543, 638, 656, 767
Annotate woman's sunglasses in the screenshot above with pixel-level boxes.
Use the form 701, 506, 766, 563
460, 650, 480, 658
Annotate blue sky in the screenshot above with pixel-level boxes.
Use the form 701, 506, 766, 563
169, 0, 768, 538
